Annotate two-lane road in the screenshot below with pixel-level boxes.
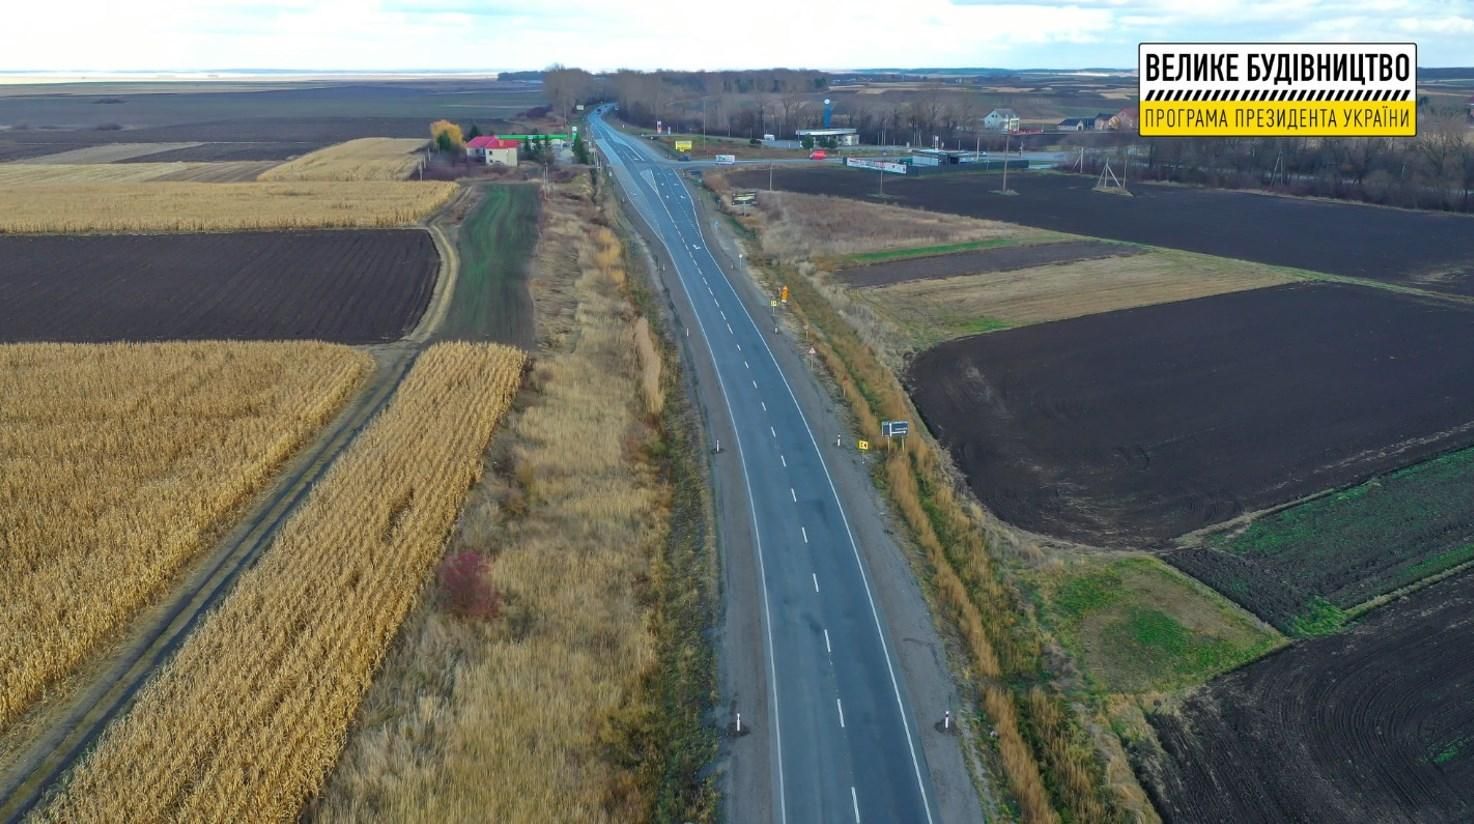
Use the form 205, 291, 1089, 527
592, 110, 940, 823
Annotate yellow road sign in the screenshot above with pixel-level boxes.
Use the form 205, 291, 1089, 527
1139, 43, 1416, 137
857, 440, 870, 452
780, 286, 789, 303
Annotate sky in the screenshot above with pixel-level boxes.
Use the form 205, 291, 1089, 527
1, 0, 1471, 72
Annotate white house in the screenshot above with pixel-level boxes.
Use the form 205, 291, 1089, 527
465, 135, 519, 166
982, 108, 1020, 132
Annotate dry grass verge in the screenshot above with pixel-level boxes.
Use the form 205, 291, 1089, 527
37, 342, 525, 822
307, 175, 715, 823
0, 180, 456, 233
259, 138, 426, 182
0, 342, 370, 735
721, 183, 1154, 819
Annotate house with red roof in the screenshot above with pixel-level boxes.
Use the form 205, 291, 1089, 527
466, 135, 519, 166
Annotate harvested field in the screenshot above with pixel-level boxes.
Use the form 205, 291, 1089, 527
0, 143, 70, 162
907, 283, 1474, 547
37, 342, 525, 824
1034, 555, 1279, 693
119, 142, 317, 162
859, 249, 1293, 350
0, 230, 439, 344
1172, 444, 1474, 635
15, 142, 201, 164
838, 240, 1144, 287
259, 138, 426, 182
0, 163, 211, 185
726, 167, 1474, 295
151, 161, 276, 182
746, 189, 1040, 260
0, 342, 371, 735
1139, 569, 1474, 823
0, 180, 455, 233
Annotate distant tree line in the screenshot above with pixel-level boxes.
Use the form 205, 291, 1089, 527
1071, 114, 1474, 213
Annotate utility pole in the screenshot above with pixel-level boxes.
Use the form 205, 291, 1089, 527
1000, 132, 1011, 193
769, 162, 774, 192
879, 162, 885, 196
701, 98, 707, 148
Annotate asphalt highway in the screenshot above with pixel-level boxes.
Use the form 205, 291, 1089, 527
591, 108, 940, 824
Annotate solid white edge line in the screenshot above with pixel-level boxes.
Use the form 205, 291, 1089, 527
601, 126, 790, 824
670, 164, 937, 824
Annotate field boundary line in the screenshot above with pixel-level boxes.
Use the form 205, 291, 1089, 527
0, 348, 420, 824
409, 223, 458, 343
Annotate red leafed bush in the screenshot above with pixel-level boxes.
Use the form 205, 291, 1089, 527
438, 550, 499, 620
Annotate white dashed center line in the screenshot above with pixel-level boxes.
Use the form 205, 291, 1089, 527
812, 573, 820, 592
801, 526, 808, 543
780, 454, 786, 467
836, 698, 846, 728
824, 628, 832, 655
791, 488, 797, 502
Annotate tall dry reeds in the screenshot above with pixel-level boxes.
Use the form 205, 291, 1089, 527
0, 341, 370, 735
37, 343, 525, 823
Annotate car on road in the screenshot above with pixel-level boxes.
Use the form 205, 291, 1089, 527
810, 149, 827, 160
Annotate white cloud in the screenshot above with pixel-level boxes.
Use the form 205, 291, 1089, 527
0, 0, 1469, 70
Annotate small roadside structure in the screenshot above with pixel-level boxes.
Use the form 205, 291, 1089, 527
983, 108, 1021, 132
1093, 112, 1115, 130
1057, 117, 1093, 132
797, 127, 860, 147
466, 136, 519, 166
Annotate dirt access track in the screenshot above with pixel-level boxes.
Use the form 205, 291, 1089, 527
726, 167, 1474, 295
837, 240, 1143, 287
906, 282, 1474, 547
1140, 568, 1474, 823
0, 230, 439, 344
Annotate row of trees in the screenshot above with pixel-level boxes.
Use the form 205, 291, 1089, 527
1073, 115, 1474, 213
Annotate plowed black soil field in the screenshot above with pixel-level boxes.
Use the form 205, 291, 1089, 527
726, 167, 1474, 295
837, 240, 1143, 287
0, 230, 438, 343
906, 282, 1474, 546
1140, 570, 1474, 823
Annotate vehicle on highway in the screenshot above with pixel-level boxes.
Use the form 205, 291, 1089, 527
809, 149, 827, 160
715, 154, 736, 165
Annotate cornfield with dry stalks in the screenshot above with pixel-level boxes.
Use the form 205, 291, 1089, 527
0, 180, 456, 233
0, 342, 370, 735
37, 342, 525, 823
259, 139, 427, 182
308, 181, 678, 823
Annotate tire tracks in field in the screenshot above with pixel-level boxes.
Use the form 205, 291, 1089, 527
0, 345, 420, 824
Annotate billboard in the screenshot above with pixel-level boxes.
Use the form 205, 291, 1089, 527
844, 157, 908, 174
674, 139, 693, 153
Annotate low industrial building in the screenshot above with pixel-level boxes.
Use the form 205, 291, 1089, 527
1057, 117, 1093, 131
796, 127, 860, 146
465, 135, 519, 166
